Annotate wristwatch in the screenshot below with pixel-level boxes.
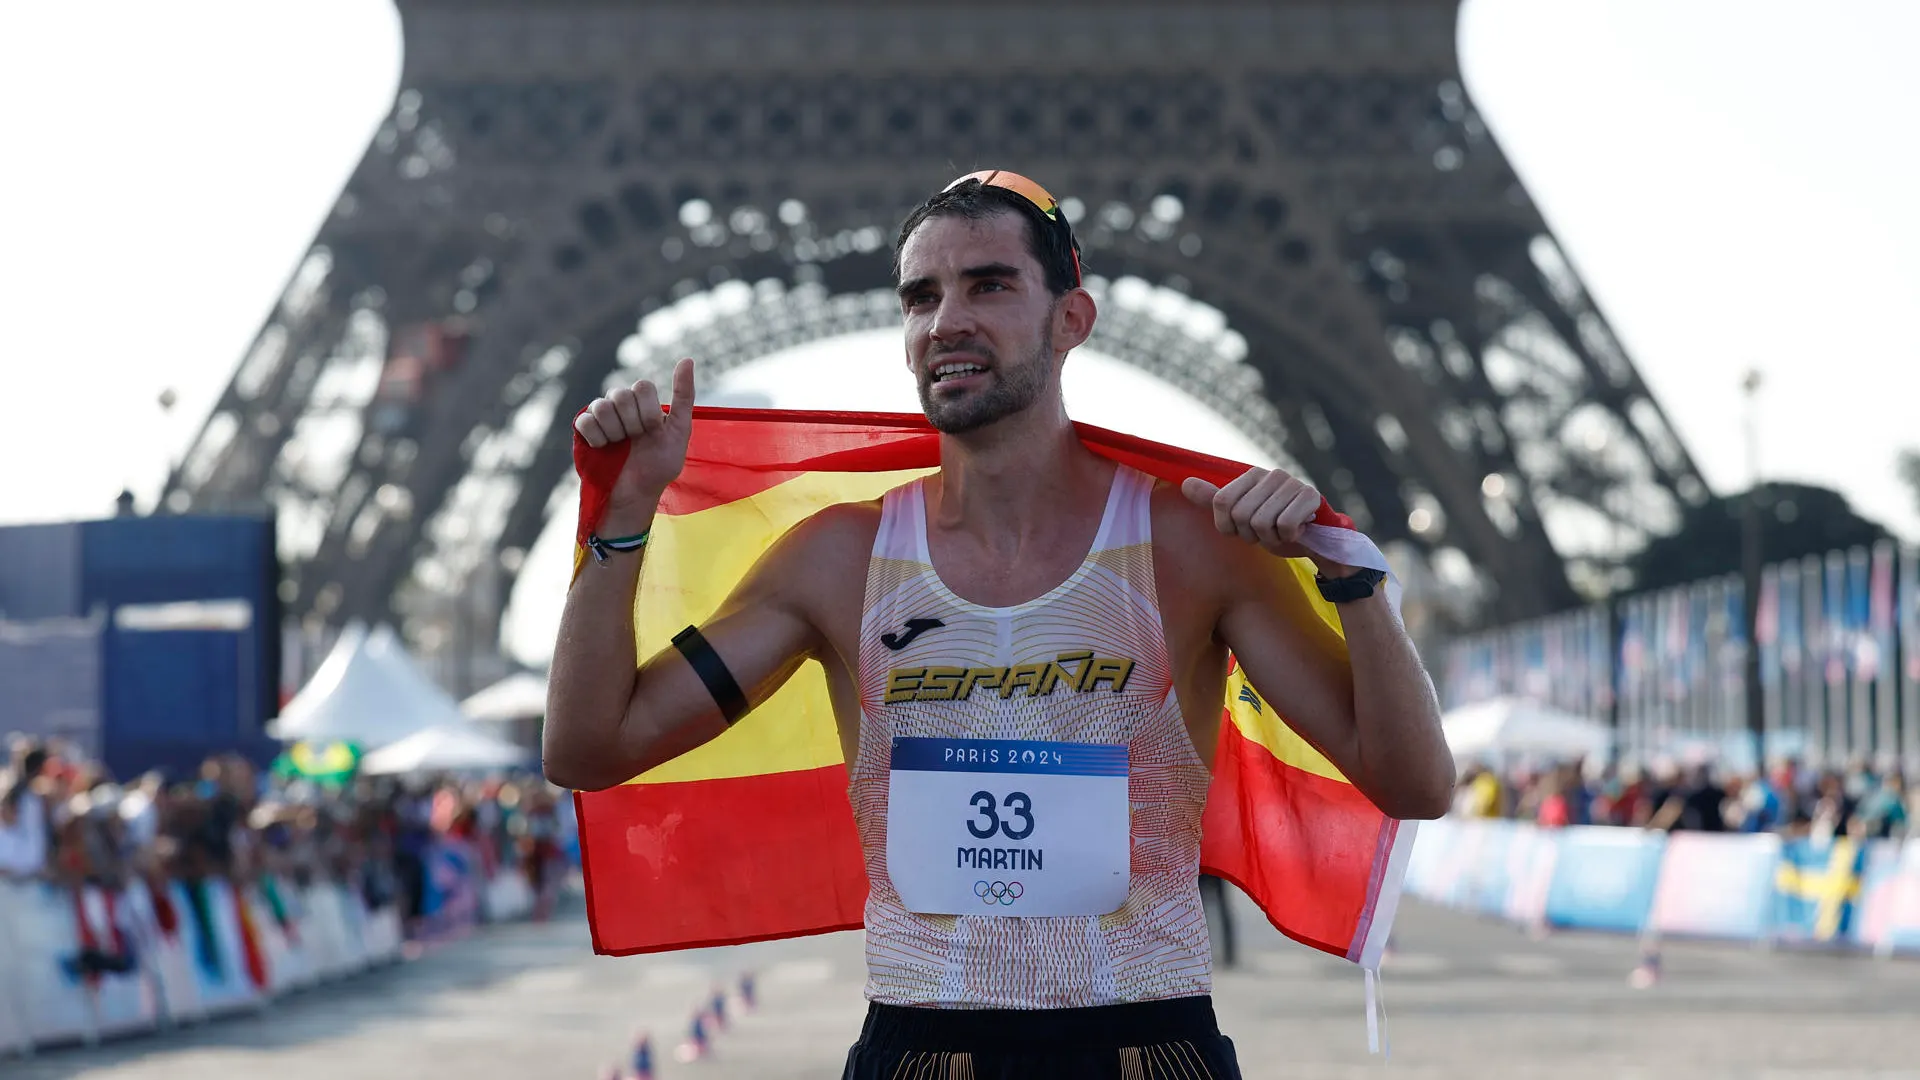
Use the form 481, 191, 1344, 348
1315, 566, 1388, 604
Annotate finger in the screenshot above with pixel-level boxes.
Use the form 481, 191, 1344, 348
1210, 469, 1267, 537
1180, 477, 1218, 508
587, 397, 626, 443
574, 410, 610, 448
1272, 486, 1323, 546
630, 380, 663, 434
1247, 481, 1300, 551
1228, 472, 1289, 545
609, 386, 646, 437
667, 358, 696, 423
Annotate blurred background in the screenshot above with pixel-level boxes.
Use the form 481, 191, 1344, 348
2, 1, 1918, 1077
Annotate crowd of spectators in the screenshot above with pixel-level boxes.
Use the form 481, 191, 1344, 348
0, 736, 574, 933
1454, 755, 1914, 841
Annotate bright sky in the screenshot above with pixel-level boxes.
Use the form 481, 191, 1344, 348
3, 1, 1917, 650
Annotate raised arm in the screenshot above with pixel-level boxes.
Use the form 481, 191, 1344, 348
1180, 468, 1454, 820
543, 359, 819, 791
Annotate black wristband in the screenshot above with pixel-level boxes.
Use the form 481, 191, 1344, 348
671, 625, 749, 725
1315, 565, 1388, 604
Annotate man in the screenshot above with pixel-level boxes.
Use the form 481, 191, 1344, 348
546, 171, 1453, 1078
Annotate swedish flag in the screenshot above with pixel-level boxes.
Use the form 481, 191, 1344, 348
1774, 837, 1865, 942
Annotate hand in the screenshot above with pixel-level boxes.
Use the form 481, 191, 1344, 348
1181, 467, 1352, 575
574, 358, 697, 520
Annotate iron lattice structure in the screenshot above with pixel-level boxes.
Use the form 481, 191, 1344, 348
167, 0, 1706, 664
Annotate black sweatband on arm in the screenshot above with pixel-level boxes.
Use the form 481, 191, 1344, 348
671, 625, 749, 725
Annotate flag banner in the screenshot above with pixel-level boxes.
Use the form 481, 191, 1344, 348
568, 408, 1413, 969
1773, 837, 1865, 944
1870, 542, 1897, 760
1802, 555, 1831, 764
1902, 546, 1920, 773
1846, 548, 1873, 754
1759, 566, 1783, 757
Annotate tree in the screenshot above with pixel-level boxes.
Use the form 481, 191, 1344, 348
1626, 481, 1891, 594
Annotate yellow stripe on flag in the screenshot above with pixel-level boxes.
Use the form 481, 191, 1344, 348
1222, 558, 1351, 784
620, 467, 933, 784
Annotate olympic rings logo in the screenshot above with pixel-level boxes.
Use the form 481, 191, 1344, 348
973, 880, 1024, 906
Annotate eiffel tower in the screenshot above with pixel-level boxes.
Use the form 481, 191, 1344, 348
165, 0, 1705, 675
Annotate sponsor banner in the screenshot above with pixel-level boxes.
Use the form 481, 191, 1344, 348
0, 864, 514, 1054
1466, 819, 1518, 916
1858, 841, 1920, 954
1402, 816, 1456, 902
1433, 818, 1491, 908
1542, 826, 1665, 933
1648, 832, 1780, 940
1503, 825, 1561, 927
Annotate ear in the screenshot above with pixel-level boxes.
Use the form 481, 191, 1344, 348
1051, 288, 1098, 355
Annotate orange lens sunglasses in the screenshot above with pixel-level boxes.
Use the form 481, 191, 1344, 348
943, 169, 1083, 286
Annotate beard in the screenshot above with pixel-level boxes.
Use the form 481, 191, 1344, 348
916, 318, 1054, 436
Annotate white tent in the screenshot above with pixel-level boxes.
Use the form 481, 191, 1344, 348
358, 723, 535, 776
461, 671, 548, 722
271, 624, 469, 748
1441, 697, 1611, 762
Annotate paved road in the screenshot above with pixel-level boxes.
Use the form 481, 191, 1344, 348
13, 891, 1920, 1080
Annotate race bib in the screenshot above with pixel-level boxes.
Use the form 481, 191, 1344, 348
886, 737, 1130, 917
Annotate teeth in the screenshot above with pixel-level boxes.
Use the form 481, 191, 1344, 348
934, 363, 983, 382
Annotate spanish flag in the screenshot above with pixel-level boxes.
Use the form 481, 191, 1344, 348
570, 409, 1416, 972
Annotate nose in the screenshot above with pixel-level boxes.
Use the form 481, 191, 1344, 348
928, 290, 976, 346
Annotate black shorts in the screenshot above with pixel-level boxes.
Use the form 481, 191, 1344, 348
841, 995, 1242, 1079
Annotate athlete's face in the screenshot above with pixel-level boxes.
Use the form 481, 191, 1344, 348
896, 212, 1064, 435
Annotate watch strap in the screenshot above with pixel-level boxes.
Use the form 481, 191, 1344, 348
1316, 566, 1388, 604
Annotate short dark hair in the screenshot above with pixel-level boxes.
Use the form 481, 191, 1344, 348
893, 178, 1083, 296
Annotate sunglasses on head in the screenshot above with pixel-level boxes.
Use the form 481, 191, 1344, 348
943, 169, 1083, 287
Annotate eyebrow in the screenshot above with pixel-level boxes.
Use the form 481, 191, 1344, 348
895, 263, 1025, 300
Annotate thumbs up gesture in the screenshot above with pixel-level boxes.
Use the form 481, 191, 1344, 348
1181, 467, 1348, 573
574, 357, 698, 516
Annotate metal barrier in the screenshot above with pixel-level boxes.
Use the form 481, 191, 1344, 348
0, 850, 544, 1058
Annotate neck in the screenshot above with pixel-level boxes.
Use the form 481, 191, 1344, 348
930, 405, 1111, 550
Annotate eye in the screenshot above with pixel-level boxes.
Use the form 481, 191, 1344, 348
904, 290, 936, 309
975, 280, 1008, 294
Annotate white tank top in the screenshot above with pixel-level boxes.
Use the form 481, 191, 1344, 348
849, 465, 1214, 1009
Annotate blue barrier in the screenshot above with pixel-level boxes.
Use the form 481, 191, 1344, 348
1466, 820, 1517, 917
1406, 818, 1920, 957
1542, 826, 1665, 934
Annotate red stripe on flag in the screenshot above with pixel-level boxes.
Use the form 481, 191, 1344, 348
1200, 721, 1397, 960
574, 408, 1355, 542
575, 766, 870, 956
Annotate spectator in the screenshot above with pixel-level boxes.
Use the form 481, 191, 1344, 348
0, 740, 51, 879
1455, 764, 1504, 819
1647, 764, 1729, 832
1806, 771, 1855, 843
1854, 772, 1909, 840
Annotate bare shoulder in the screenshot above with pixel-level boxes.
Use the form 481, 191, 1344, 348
794, 498, 883, 556
1146, 479, 1253, 598
757, 498, 881, 591
735, 497, 880, 640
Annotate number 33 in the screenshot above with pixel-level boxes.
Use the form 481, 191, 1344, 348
968, 791, 1035, 841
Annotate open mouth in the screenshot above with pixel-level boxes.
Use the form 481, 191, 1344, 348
931, 361, 988, 386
